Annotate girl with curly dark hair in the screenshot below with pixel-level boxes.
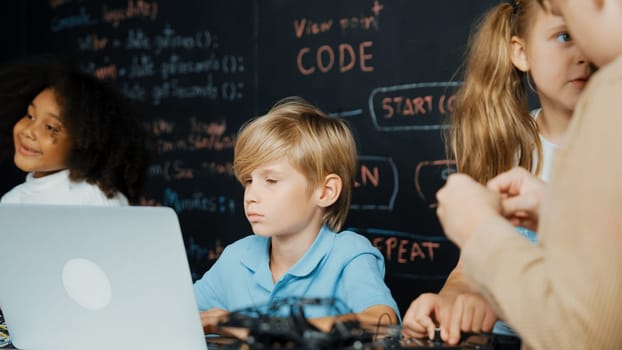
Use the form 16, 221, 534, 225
0, 55, 151, 205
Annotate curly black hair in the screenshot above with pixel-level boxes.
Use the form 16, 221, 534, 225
0, 55, 151, 203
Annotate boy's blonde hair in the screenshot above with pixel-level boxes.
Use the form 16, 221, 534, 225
448, 0, 543, 184
234, 97, 357, 232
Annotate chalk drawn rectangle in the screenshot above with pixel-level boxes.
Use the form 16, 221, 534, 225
369, 81, 462, 131
351, 155, 398, 211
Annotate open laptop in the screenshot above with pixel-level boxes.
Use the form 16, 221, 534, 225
0, 204, 207, 350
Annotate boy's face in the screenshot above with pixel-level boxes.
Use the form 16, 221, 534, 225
547, 0, 622, 67
242, 158, 324, 239
13, 88, 72, 178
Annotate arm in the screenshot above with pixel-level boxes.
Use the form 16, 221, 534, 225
437, 259, 474, 298
319, 241, 400, 333
308, 304, 398, 333
459, 78, 622, 349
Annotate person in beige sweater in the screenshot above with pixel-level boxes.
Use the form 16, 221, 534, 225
434, 0, 622, 349
401, 0, 594, 344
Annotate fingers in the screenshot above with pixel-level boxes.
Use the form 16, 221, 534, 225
445, 296, 464, 345
501, 198, 539, 230
402, 293, 439, 339
481, 309, 497, 332
469, 303, 485, 333
422, 315, 437, 340
200, 308, 229, 329
486, 168, 522, 194
440, 293, 499, 345
402, 314, 434, 339
501, 197, 530, 216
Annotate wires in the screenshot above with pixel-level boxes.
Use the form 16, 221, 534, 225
0, 323, 10, 348
217, 297, 376, 349
0, 310, 11, 348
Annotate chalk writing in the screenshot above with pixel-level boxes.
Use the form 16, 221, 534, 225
292, 1, 384, 75
50, 6, 97, 32
128, 54, 155, 78
351, 227, 453, 279
77, 33, 109, 51
75, 24, 246, 104
148, 118, 175, 136
125, 28, 151, 49
296, 41, 374, 75
369, 82, 462, 131
328, 109, 364, 118
148, 160, 235, 180
155, 26, 217, 52
351, 156, 398, 210
373, 236, 440, 263
101, 0, 159, 28
186, 236, 224, 280
164, 160, 193, 180
200, 161, 235, 177
187, 133, 236, 151
161, 53, 218, 79
186, 236, 224, 262
155, 77, 205, 102
162, 188, 236, 214
338, 14, 379, 31
155, 135, 235, 153
128, 53, 235, 79
151, 76, 244, 105
94, 63, 118, 80
293, 0, 384, 38
294, 18, 333, 39
414, 159, 456, 208
123, 26, 218, 52
120, 82, 147, 101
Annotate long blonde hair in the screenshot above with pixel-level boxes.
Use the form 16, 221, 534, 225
449, 0, 543, 184
234, 97, 357, 232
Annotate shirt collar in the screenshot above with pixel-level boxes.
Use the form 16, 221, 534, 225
286, 225, 335, 277
240, 236, 271, 274
25, 169, 70, 184
239, 225, 336, 278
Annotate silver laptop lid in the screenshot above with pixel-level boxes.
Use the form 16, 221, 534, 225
0, 204, 207, 350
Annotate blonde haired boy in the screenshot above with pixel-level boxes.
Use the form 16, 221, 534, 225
194, 97, 399, 332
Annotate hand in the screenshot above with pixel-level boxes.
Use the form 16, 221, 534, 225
436, 174, 503, 248
487, 167, 544, 231
200, 307, 229, 333
402, 291, 498, 345
438, 293, 497, 345
402, 293, 446, 340
200, 308, 250, 340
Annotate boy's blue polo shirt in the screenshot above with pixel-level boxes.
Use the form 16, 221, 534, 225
193, 225, 399, 318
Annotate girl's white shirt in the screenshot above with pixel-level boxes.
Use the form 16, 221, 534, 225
0, 169, 128, 206
532, 108, 559, 182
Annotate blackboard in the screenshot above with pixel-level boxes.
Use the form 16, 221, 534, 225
1, 0, 500, 315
